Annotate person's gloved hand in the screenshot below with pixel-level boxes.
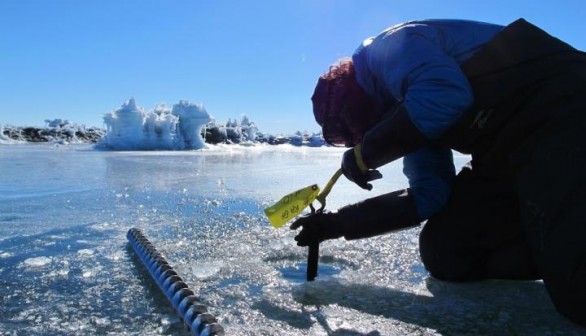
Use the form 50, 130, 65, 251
342, 144, 382, 190
290, 212, 344, 246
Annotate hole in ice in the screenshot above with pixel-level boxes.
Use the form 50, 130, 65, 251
265, 252, 358, 268
280, 262, 341, 283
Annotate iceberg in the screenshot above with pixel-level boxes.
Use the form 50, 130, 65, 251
101, 98, 211, 150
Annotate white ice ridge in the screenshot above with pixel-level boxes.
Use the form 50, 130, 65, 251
0, 123, 7, 143
102, 98, 211, 150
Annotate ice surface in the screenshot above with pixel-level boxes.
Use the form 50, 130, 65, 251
0, 144, 584, 335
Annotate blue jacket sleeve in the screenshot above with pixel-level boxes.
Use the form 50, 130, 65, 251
363, 23, 474, 139
403, 146, 455, 219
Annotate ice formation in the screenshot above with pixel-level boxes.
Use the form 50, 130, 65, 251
1, 98, 327, 147
101, 98, 211, 150
0, 123, 7, 143
204, 115, 260, 145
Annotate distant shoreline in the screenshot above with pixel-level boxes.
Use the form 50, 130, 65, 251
0, 123, 327, 147
1, 124, 105, 144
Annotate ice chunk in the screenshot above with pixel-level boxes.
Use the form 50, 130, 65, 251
192, 262, 223, 280
77, 249, 95, 257
22, 256, 52, 268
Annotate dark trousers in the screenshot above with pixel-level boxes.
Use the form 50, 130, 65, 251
419, 92, 586, 326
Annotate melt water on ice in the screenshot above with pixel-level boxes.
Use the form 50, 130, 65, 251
0, 143, 584, 335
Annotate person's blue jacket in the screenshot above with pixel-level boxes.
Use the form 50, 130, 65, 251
352, 19, 504, 219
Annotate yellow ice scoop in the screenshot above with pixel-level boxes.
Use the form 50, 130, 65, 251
265, 169, 342, 281
264, 169, 343, 281
264, 169, 343, 228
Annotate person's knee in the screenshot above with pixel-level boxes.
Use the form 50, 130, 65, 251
419, 224, 444, 278
419, 223, 478, 282
419, 252, 476, 282
546, 269, 586, 327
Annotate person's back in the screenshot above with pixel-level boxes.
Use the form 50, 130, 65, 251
352, 19, 503, 134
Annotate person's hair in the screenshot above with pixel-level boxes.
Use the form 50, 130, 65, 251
323, 57, 353, 80
312, 58, 377, 147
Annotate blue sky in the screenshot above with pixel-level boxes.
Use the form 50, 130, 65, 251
1, 0, 584, 134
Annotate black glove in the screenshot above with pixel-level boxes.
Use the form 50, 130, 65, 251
342, 144, 383, 190
290, 212, 344, 246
